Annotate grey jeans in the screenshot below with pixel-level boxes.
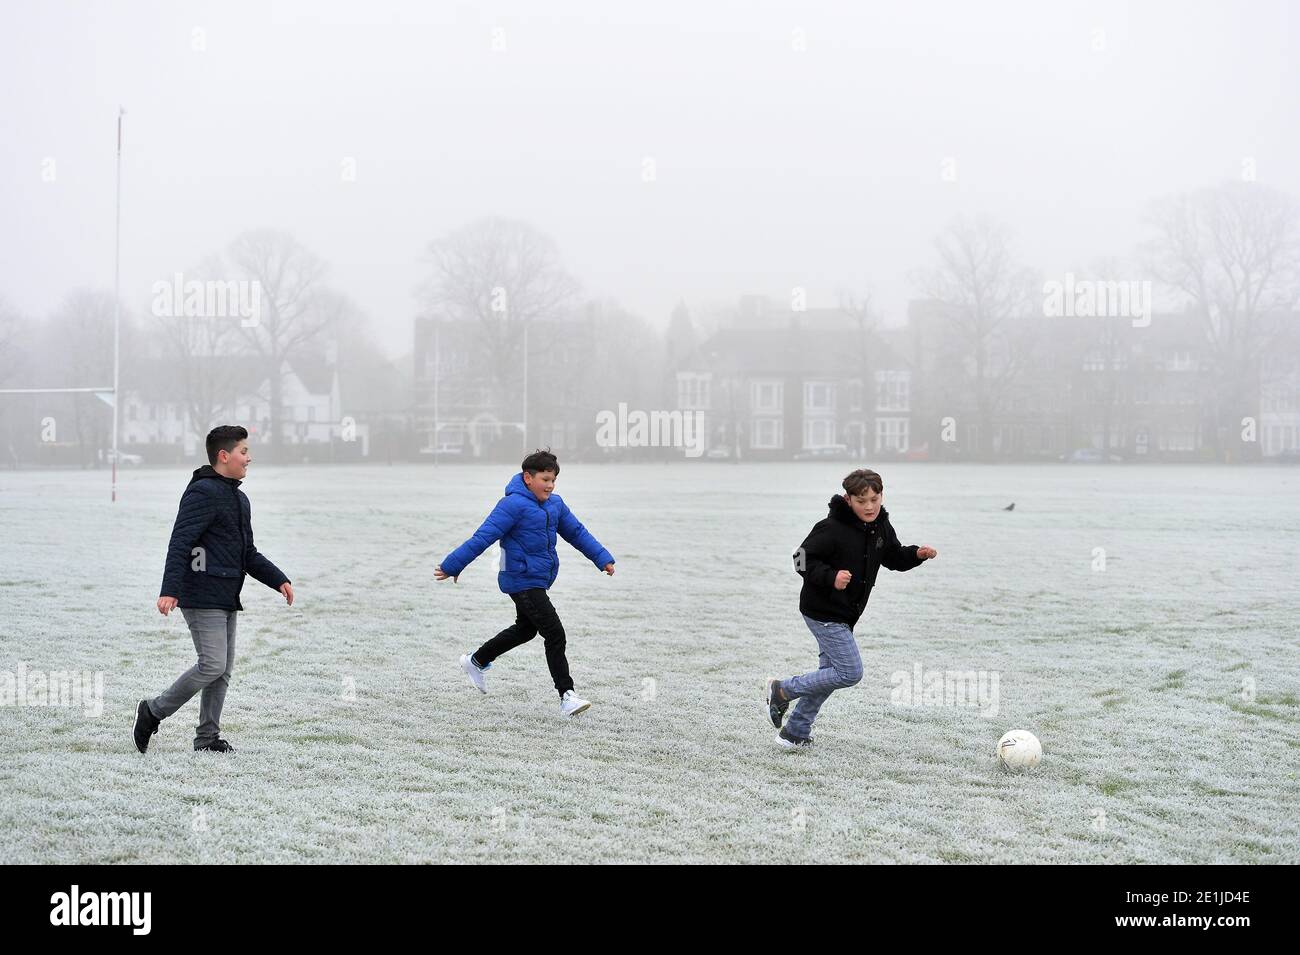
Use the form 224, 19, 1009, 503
149, 608, 237, 748
782, 614, 864, 739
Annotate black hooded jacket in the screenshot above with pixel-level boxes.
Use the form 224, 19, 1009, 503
159, 466, 290, 611
793, 497, 923, 629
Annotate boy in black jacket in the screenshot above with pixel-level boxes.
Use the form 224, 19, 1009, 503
766, 468, 937, 749
132, 425, 293, 753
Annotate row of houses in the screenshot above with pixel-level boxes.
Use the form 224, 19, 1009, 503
414, 296, 1300, 463
9, 298, 1295, 467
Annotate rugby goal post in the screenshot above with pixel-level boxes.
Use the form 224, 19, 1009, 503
1, 109, 125, 501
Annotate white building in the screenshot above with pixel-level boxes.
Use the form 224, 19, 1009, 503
123, 356, 369, 459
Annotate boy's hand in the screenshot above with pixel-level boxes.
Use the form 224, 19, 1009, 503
834, 570, 852, 590
280, 582, 294, 605
603, 563, 615, 576
917, 546, 938, 560
157, 596, 178, 616
434, 565, 459, 583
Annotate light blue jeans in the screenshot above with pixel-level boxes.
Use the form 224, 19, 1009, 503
782, 614, 863, 739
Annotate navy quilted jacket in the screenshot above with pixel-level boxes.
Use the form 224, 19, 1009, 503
440, 472, 614, 593
159, 466, 290, 611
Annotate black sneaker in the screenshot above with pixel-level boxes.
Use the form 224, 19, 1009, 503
776, 726, 812, 750
132, 699, 159, 753
195, 739, 235, 753
766, 677, 790, 728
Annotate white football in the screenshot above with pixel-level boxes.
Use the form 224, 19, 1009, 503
995, 730, 1042, 772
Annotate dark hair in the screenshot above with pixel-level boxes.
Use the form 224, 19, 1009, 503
842, 468, 883, 496
206, 425, 249, 466
522, 447, 559, 475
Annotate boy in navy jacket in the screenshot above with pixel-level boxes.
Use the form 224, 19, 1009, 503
437, 449, 614, 717
132, 426, 293, 753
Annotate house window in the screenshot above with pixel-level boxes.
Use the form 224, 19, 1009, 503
803, 381, 833, 412
1158, 427, 1197, 452
875, 371, 911, 412
804, 418, 836, 448
848, 379, 863, 412
677, 374, 711, 410
875, 417, 909, 453
751, 380, 783, 413
752, 418, 782, 449
308, 406, 316, 422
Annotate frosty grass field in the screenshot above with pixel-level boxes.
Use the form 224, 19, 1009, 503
2, 462, 1298, 864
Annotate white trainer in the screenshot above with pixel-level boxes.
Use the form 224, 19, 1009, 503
460, 653, 488, 693
560, 690, 591, 717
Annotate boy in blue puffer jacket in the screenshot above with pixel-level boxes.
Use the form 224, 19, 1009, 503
436, 449, 615, 717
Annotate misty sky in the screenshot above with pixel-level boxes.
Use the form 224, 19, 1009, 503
3, 0, 1298, 357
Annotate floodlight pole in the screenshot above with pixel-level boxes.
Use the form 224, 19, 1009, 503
111, 107, 124, 502
521, 322, 528, 454
432, 322, 439, 466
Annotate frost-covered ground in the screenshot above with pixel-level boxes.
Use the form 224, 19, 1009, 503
1, 461, 1298, 864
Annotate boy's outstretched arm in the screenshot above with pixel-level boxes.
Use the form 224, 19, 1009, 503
437, 497, 518, 582
243, 503, 293, 605
794, 523, 838, 589
158, 486, 217, 615
557, 500, 615, 574
881, 522, 937, 572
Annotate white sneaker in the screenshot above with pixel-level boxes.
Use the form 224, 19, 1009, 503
775, 727, 813, 750
560, 690, 591, 717
460, 653, 488, 693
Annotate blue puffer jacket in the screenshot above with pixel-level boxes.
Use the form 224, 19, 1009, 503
159, 466, 290, 611
440, 472, 614, 593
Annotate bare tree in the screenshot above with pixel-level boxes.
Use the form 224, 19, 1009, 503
0, 295, 28, 468
587, 297, 660, 411
0, 295, 23, 387
420, 217, 579, 418
42, 289, 120, 467
916, 216, 1039, 458
228, 230, 331, 462
1144, 181, 1300, 461
155, 255, 249, 442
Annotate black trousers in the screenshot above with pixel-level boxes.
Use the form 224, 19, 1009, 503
474, 588, 573, 697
